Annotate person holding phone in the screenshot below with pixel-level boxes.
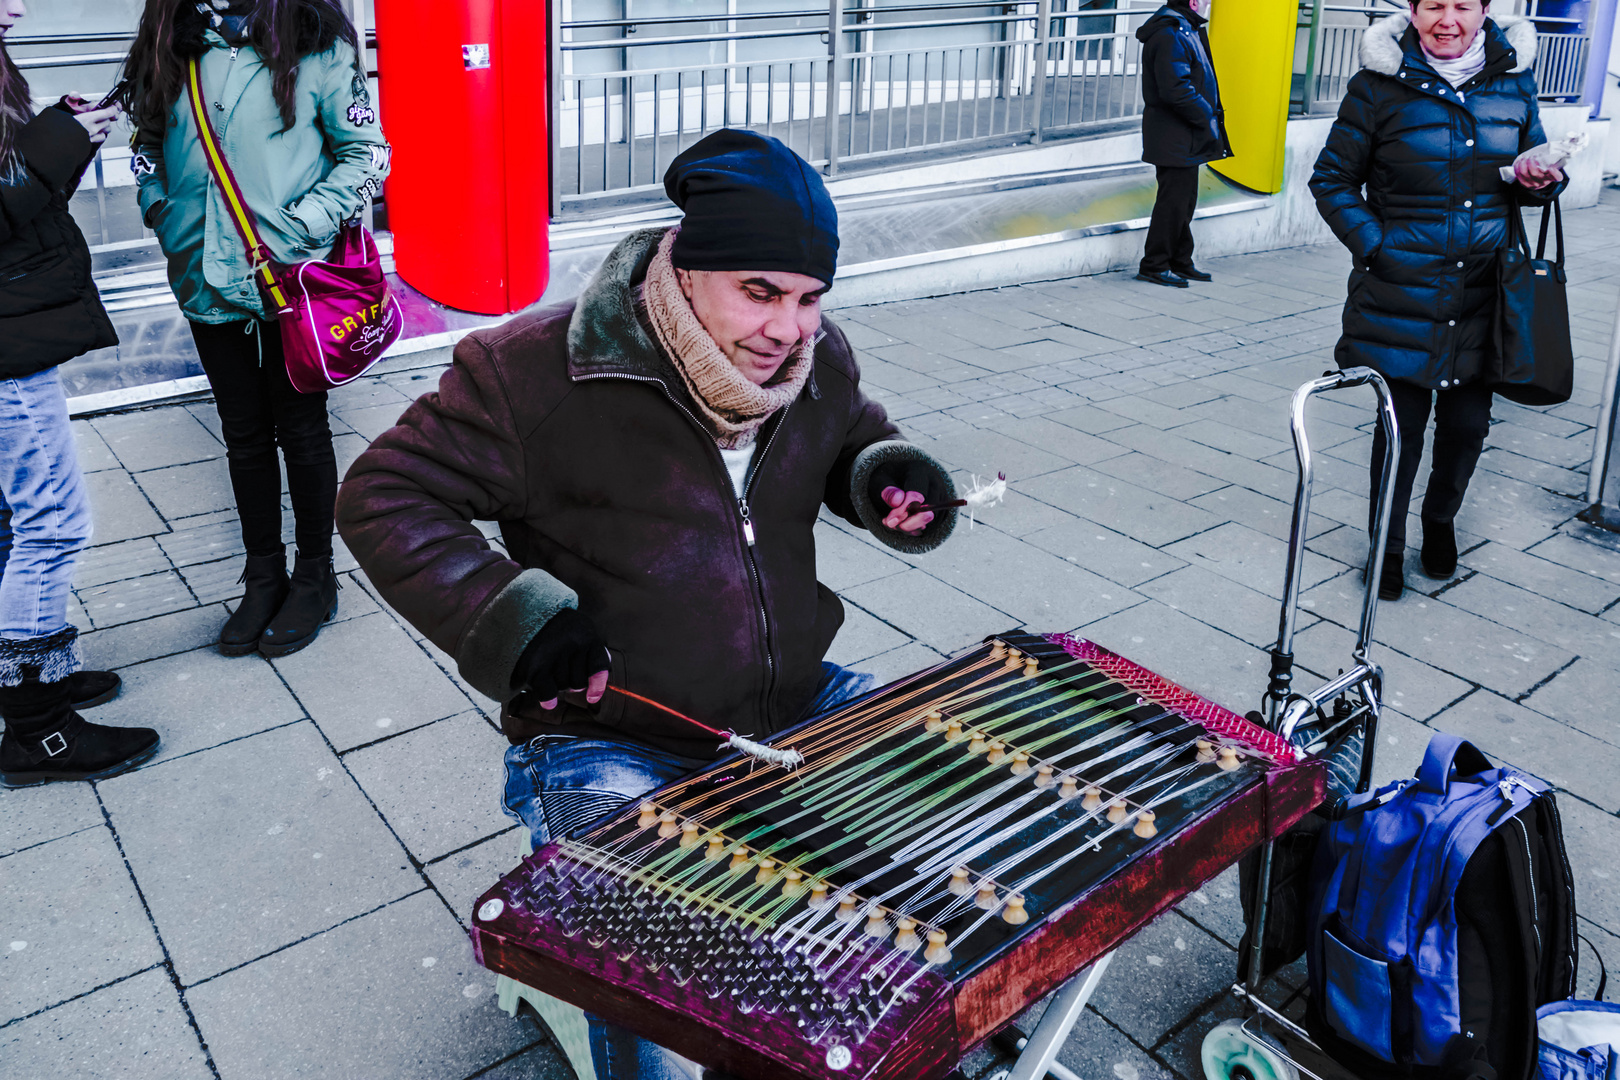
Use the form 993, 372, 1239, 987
125, 0, 390, 658
0, 0, 161, 786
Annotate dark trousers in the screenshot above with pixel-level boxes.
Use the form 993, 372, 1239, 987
189, 320, 337, 559
1367, 378, 1493, 555
1141, 164, 1200, 274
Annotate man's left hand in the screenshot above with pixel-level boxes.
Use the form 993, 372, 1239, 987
869, 460, 950, 536
1515, 158, 1564, 190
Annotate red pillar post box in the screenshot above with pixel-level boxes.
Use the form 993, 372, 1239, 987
375, 0, 549, 315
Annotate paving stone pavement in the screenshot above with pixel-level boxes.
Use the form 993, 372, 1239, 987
4, 190, 1619, 1080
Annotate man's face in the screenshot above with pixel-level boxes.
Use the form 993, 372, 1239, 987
1410, 0, 1488, 59
677, 269, 828, 386
1189, 0, 1213, 20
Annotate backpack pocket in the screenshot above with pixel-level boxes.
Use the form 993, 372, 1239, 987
1324, 928, 1412, 1061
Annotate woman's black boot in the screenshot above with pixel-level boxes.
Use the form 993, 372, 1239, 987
67, 669, 121, 709
220, 550, 290, 656
258, 554, 338, 658
0, 632, 159, 788
1420, 518, 1458, 580
1378, 550, 1405, 601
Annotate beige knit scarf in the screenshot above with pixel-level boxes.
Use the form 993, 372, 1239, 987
641, 227, 817, 449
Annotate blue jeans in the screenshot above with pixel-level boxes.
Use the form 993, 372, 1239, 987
500, 661, 876, 1080
0, 368, 92, 639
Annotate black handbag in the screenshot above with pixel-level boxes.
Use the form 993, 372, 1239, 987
1490, 198, 1574, 406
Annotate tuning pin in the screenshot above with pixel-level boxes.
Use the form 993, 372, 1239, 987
637, 802, 659, 829
967, 730, 989, 755
657, 810, 680, 839
944, 719, 966, 743
1010, 751, 1032, 776
863, 909, 889, 939
924, 929, 953, 965
923, 710, 946, 733
986, 740, 1008, 765
755, 858, 778, 886
1082, 786, 1103, 811
1218, 746, 1242, 771
680, 821, 702, 849
781, 869, 808, 898
989, 639, 1008, 660
1133, 810, 1159, 839
948, 867, 974, 896
975, 882, 999, 910
893, 918, 921, 952
1001, 893, 1029, 925
835, 896, 859, 923
1107, 798, 1129, 824
1059, 774, 1080, 800
705, 835, 728, 862
1034, 763, 1055, 789
807, 880, 832, 909
1004, 648, 1024, 670
1022, 656, 1040, 678
1196, 738, 1217, 763
729, 850, 752, 875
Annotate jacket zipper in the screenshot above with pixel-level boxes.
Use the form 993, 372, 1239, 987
575, 371, 787, 720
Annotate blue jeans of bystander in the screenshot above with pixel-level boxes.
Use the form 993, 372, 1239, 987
500, 661, 878, 1080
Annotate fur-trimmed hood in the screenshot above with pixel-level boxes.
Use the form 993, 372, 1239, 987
1360, 12, 1536, 75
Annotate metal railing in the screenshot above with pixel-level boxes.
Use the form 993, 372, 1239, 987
1294, 0, 1597, 114
549, 1, 1157, 215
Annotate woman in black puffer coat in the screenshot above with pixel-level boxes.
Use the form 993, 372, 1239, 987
1310, 1, 1564, 601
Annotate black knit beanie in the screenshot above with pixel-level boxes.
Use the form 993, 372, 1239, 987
663, 129, 839, 287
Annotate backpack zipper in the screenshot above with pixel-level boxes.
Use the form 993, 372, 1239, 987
1510, 815, 1542, 958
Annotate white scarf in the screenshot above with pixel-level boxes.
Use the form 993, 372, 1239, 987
1422, 30, 1487, 88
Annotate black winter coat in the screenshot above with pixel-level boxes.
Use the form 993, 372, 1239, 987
1136, 5, 1231, 168
1310, 14, 1562, 390
0, 105, 117, 378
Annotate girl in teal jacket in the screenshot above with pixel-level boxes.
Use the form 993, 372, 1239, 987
126, 0, 389, 659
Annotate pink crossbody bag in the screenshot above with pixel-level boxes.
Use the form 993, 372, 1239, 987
186, 58, 402, 393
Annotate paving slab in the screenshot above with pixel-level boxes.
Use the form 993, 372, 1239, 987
1018, 465, 1225, 548
985, 414, 1136, 467
71, 418, 120, 473
81, 469, 167, 545
271, 612, 473, 751
1519, 657, 1620, 744
77, 570, 196, 629
1556, 796, 1620, 941
1289, 619, 1473, 723
79, 603, 229, 670
0, 968, 212, 1080
1527, 529, 1620, 586
186, 890, 534, 1080
134, 458, 236, 520
1424, 691, 1620, 813
475, 1039, 577, 1080
842, 567, 1015, 655
97, 722, 418, 985
0, 827, 164, 1023
344, 712, 514, 864
72, 537, 173, 590
1078, 600, 1269, 717
1458, 541, 1620, 614
825, 601, 913, 668
424, 827, 524, 928
0, 779, 103, 859
1087, 911, 1235, 1048
89, 647, 305, 767
1440, 573, 1620, 671
1138, 564, 1304, 651
1023, 514, 1188, 589
859, 639, 951, 687
812, 518, 910, 592
92, 408, 223, 472
1164, 521, 1337, 600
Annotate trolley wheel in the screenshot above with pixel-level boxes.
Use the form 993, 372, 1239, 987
1200, 1020, 1299, 1080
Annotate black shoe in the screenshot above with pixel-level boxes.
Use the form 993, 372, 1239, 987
220, 551, 290, 656
258, 554, 339, 659
1174, 266, 1213, 282
1135, 270, 1190, 288
67, 669, 121, 710
1378, 551, 1405, 601
1420, 518, 1458, 580
0, 677, 159, 788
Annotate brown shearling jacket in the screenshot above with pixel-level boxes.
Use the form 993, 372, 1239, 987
336, 229, 956, 759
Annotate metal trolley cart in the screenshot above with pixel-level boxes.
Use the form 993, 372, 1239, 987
980, 368, 1402, 1080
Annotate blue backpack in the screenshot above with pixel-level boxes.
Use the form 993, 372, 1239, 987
1307, 733, 1577, 1080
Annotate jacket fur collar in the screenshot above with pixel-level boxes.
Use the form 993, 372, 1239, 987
1360, 12, 1536, 76
566, 227, 672, 381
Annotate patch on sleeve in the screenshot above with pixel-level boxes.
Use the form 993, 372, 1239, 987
131, 150, 156, 178
367, 144, 392, 172
346, 101, 377, 127
357, 176, 383, 199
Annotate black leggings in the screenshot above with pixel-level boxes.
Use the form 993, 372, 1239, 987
1368, 378, 1494, 554
189, 320, 336, 559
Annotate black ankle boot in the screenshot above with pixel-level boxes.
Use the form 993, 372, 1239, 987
67, 669, 121, 709
1378, 551, 1405, 601
220, 551, 290, 656
0, 633, 158, 788
1421, 518, 1458, 580
258, 554, 338, 658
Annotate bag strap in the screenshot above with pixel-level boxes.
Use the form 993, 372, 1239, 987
1506, 202, 1532, 260
1578, 933, 1608, 1002
1416, 732, 1493, 796
185, 58, 289, 311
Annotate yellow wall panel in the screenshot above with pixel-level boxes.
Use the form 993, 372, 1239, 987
1207, 0, 1300, 193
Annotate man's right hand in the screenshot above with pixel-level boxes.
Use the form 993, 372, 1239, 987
512, 608, 611, 711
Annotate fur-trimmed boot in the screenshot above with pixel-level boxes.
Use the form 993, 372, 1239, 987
258, 554, 338, 658
219, 550, 290, 656
0, 629, 158, 788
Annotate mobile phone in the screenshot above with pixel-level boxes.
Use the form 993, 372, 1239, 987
94, 79, 130, 111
